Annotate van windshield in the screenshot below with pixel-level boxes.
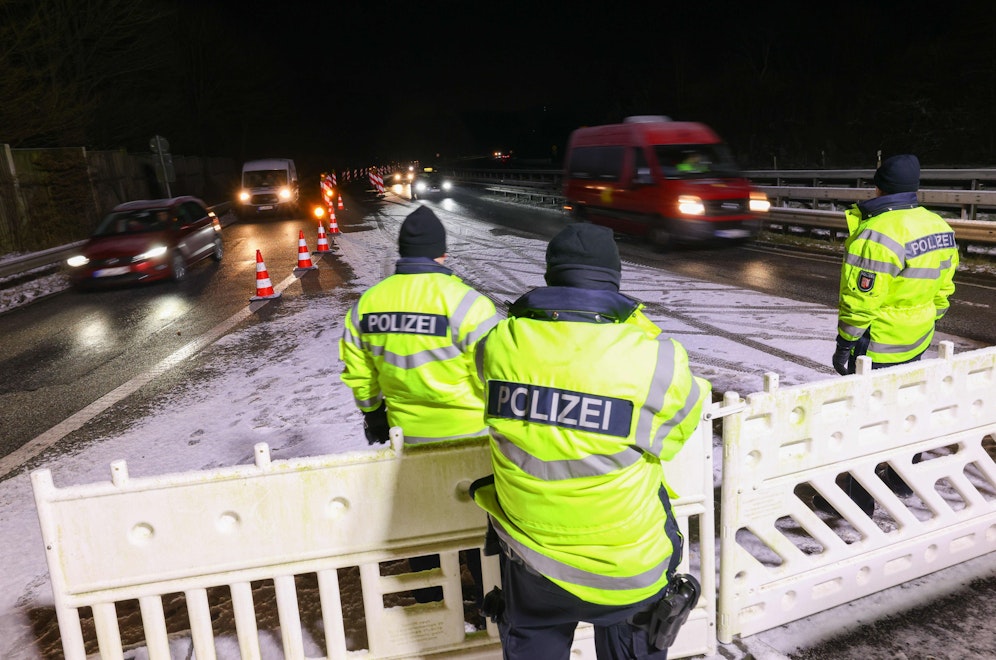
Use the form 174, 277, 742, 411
243, 170, 288, 187
655, 144, 741, 179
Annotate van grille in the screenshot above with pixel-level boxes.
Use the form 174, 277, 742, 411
706, 198, 747, 216
250, 193, 280, 205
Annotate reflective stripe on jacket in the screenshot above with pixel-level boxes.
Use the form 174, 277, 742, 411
473, 286, 710, 606
339, 258, 499, 443
839, 194, 958, 364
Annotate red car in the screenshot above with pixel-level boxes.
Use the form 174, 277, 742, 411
67, 197, 223, 287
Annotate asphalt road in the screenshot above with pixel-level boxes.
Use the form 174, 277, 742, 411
3, 189, 995, 474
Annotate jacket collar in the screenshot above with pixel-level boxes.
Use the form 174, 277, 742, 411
395, 257, 452, 275
508, 286, 640, 324
857, 191, 919, 220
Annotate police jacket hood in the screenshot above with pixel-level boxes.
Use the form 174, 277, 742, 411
395, 256, 452, 275
508, 286, 641, 324
856, 191, 918, 221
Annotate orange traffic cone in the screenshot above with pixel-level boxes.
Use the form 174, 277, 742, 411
250, 249, 281, 300
294, 230, 317, 270
337, 194, 344, 211
328, 207, 340, 235
314, 221, 330, 253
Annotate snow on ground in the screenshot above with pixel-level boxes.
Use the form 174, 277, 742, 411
0, 201, 993, 659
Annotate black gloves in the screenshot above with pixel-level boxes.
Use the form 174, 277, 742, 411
362, 402, 390, 445
832, 337, 855, 376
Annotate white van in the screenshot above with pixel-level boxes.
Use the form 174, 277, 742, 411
237, 158, 299, 217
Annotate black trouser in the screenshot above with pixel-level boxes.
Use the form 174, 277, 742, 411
495, 486, 682, 659
841, 332, 923, 511
497, 552, 669, 660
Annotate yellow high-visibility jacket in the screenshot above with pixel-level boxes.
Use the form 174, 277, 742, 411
839, 193, 958, 364
473, 286, 710, 606
340, 258, 499, 444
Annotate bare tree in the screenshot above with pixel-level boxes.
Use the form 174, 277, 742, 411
0, 0, 173, 147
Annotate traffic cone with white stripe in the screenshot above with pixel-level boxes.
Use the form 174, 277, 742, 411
337, 194, 345, 211
314, 221, 330, 253
328, 207, 340, 234
250, 249, 281, 300
294, 230, 317, 270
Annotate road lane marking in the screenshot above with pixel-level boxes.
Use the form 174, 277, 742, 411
0, 269, 301, 481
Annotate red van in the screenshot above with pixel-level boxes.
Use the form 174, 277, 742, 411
562, 116, 769, 245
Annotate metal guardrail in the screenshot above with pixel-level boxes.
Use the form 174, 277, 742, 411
448, 167, 996, 248
0, 202, 234, 281
763, 207, 996, 245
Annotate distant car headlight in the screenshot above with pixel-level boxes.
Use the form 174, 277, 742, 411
749, 191, 771, 213
415, 181, 427, 192
678, 195, 705, 216
394, 173, 401, 182
67, 255, 89, 267
442, 180, 453, 191
238, 190, 250, 202
136, 245, 168, 261
279, 187, 292, 200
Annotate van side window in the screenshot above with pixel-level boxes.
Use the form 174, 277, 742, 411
567, 146, 624, 181
633, 148, 652, 184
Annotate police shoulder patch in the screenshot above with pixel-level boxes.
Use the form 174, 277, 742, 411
857, 270, 876, 292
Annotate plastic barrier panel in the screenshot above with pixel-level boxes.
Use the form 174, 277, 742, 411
717, 342, 996, 643
33, 421, 715, 659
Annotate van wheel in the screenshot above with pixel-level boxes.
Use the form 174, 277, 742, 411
649, 226, 671, 248
570, 206, 589, 223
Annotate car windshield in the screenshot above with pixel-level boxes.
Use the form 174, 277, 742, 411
93, 209, 171, 236
654, 144, 741, 178
244, 170, 288, 187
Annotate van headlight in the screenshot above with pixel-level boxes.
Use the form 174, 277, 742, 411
279, 187, 292, 200
415, 181, 427, 192
238, 190, 250, 202
67, 255, 89, 267
442, 180, 453, 191
749, 191, 771, 213
678, 195, 705, 216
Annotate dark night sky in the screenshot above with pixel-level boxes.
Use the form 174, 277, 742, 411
7, 1, 996, 174
203, 0, 996, 172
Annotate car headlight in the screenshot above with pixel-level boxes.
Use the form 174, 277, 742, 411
136, 245, 168, 261
678, 195, 705, 216
67, 255, 89, 267
238, 190, 250, 202
415, 181, 427, 192
442, 181, 453, 191
279, 187, 292, 200
749, 191, 771, 213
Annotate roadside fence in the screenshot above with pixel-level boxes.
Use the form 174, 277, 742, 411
29, 341, 996, 658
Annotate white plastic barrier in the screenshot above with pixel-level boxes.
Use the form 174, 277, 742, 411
717, 342, 996, 643
32, 421, 716, 659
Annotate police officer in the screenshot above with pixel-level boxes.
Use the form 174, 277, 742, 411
821, 154, 959, 515
340, 205, 499, 605
471, 224, 710, 659
339, 205, 499, 444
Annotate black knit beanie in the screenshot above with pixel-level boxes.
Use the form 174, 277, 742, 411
545, 224, 621, 290
874, 154, 920, 194
398, 206, 447, 258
